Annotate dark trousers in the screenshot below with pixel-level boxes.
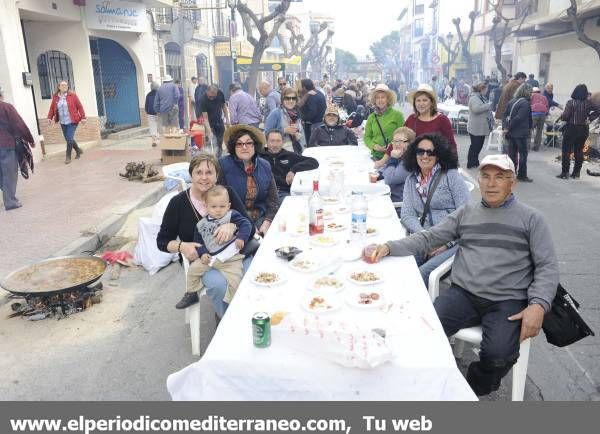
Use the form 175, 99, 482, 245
303, 122, 313, 143
467, 134, 486, 168
434, 285, 527, 396
0, 147, 20, 209
60, 123, 80, 159
211, 125, 225, 158
561, 124, 588, 176
507, 136, 528, 178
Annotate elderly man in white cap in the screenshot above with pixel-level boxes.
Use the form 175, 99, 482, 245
153, 74, 180, 132
369, 154, 559, 396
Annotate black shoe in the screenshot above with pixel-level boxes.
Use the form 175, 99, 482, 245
5, 202, 23, 211
175, 292, 199, 309
570, 173, 580, 179
73, 143, 83, 159
517, 176, 533, 183
556, 173, 569, 180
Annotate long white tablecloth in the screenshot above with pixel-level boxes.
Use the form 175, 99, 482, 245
289, 145, 390, 196
167, 147, 476, 400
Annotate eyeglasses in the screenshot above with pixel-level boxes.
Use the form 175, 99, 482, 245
235, 141, 254, 148
392, 139, 410, 144
416, 148, 436, 157
283, 96, 297, 101
479, 174, 514, 183
279, 82, 287, 86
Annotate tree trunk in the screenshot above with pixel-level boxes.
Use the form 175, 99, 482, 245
247, 45, 265, 97
493, 42, 507, 81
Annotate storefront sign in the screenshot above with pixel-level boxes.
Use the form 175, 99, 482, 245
86, 1, 147, 33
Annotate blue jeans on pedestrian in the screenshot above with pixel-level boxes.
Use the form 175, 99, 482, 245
202, 256, 253, 318
0, 147, 20, 209
416, 244, 458, 286
434, 285, 527, 395
60, 123, 78, 143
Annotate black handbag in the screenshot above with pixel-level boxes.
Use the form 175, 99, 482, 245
542, 283, 595, 347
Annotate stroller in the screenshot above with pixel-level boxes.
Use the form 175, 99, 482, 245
543, 106, 564, 148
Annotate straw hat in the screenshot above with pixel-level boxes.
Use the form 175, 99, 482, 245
223, 124, 266, 147
369, 83, 397, 106
324, 104, 340, 117
408, 84, 437, 104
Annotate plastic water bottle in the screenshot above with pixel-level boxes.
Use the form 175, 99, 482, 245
351, 191, 367, 239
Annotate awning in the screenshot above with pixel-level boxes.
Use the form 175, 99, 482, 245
235, 55, 301, 73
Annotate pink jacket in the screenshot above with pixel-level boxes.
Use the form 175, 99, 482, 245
530, 93, 549, 114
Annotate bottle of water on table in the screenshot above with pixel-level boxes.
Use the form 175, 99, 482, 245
351, 191, 367, 240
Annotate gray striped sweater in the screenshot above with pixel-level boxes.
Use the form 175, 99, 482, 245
388, 198, 558, 311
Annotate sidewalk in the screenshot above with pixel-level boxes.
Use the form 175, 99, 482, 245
0, 135, 165, 280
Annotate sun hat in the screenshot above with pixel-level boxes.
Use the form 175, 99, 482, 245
370, 83, 397, 106
223, 124, 266, 148
407, 84, 437, 104
480, 154, 515, 174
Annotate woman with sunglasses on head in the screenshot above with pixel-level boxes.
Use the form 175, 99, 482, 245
264, 86, 306, 153
401, 134, 470, 285
379, 127, 416, 206
218, 125, 280, 236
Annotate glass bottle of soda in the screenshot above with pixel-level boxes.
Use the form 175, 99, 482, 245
309, 180, 324, 235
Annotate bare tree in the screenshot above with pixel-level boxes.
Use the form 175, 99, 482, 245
236, 0, 291, 96
489, 0, 531, 80
451, 10, 479, 80
437, 36, 460, 78
566, 0, 600, 61
284, 21, 331, 77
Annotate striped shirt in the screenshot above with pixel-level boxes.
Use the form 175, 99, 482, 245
561, 99, 598, 125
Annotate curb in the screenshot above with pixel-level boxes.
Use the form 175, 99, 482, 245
52, 183, 166, 257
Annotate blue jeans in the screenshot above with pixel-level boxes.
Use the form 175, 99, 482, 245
416, 244, 458, 286
60, 123, 77, 143
0, 147, 19, 209
202, 256, 253, 317
434, 285, 527, 395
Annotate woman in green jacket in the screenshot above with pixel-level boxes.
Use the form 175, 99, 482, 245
364, 84, 405, 160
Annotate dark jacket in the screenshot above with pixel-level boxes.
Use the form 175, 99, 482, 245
144, 90, 157, 116
300, 91, 327, 124
219, 154, 279, 222
503, 97, 532, 138
543, 90, 560, 109
194, 84, 208, 117
0, 101, 34, 149
259, 149, 319, 193
308, 123, 358, 147
156, 186, 255, 257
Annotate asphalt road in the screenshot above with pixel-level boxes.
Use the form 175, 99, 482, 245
1, 133, 598, 401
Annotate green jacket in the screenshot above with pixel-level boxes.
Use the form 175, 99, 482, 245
364, 108, 405, 159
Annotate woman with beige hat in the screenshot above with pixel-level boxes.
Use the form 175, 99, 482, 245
405, 84, 457, 154
364, 84, 405, 160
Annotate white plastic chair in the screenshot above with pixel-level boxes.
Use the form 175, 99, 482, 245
181, 256, 204, 356
486, 126, 504, 152
161, 162, 190, 191
428, 256, 531, 401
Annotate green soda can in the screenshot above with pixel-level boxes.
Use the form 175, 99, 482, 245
252, 312, 271, 348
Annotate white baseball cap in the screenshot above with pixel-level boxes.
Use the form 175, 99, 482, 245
480, 154, 515, 174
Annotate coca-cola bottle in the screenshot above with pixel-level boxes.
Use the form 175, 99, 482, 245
309, 180, 324, 235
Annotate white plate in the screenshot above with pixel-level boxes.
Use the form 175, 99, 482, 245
342, 245, 363, 261
347, 271, 384, 286
323, 211, 335, 221
325, 222, 347, 232
336, 206, 350, 214
322, 197, 341, 205
289, 257, 321, 273
251, 271, 286, 287
309, 275, 345, 293
345, 290, 385, 309
365, 227, 378, 237
301, 294, 342, 314
310, 235, 339, 247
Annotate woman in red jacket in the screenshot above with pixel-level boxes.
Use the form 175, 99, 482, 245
47, 81, 86, 164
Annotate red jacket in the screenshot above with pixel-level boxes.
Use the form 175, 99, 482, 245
47, 92, 86, 124
530, 93, 549, 114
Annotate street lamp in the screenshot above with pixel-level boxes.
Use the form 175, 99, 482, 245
228, 0, 238, 83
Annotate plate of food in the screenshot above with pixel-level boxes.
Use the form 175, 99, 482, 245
347, 270, 383, 286
252, 271, 286, 287
309, 275, 345, 293
326, 222, 347, 232
345, 290, 385, 309
323, 210, 335, 221
289, 256, 320, 273
302, 294, 342, 314
310, 234, 338, 247
366, 227, 378, 237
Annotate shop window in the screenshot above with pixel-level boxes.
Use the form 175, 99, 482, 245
196, 54, 209, 80
37, 50, 75, 100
